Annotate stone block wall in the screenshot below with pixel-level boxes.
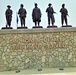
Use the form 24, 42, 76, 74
0, 28, 76, 71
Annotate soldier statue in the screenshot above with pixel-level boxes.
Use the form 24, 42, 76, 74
60, 4, 68, 26
18, 4, 27, 27
5, 5, 13, 27
46, 3, 56, 26
32, 3, 42, 27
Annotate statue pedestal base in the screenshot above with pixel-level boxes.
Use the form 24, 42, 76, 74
17, 27, 28, 29
32, 26, 43, 28
47, 25, 57, 28
62, 25, 72, 27
1, 27, 13, 29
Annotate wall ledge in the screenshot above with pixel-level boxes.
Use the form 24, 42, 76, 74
0, 27, 76, 34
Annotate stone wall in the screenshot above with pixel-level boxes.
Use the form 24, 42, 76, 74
0, 28, 76, 71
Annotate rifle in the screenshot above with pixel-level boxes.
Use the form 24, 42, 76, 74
54, 12, 58, 14
67, 14, 69, 17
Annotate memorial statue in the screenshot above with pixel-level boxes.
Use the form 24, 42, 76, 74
60, 4, 68, 26
5, 5, 13, 27
32, 3, 42, 27
18, 4, 27, 27
46, 3, 56, 26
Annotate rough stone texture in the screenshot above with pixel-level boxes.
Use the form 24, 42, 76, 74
0, 28, 76, 71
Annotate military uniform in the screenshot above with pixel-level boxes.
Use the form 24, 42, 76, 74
46, 3, 55, 26
60, 4, 68, 25
18, 4, 27, 27
5, 5, 13, 27
32, 3, 41, 26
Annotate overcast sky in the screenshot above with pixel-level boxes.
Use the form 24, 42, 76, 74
0, 0, 76, 29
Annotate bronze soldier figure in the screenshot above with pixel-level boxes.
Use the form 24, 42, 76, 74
32, 3, 42, 27
46, 3, 56, 26
18, 4, 27, 27
5, 5, 13, 27
60, 4, 68, 26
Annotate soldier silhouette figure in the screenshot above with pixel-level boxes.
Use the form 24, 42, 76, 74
46, 3, 56, 26
18, 4, 27, 27
5, 5, 13, 27
32, 3, 42, 27
60, 4, 68, 26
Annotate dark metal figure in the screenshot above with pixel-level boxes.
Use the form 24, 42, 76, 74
5, 5, 13, 27
18, 4, 27, 27
60, 4, 68, 26
46, 3, 56, 26
32, 3, 42, 26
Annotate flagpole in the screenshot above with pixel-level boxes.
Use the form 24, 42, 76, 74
16, 12, 18, 28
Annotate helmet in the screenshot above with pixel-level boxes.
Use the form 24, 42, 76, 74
48, 3, 52, 6
20, 4, 24, 7
35, 3, 37, 6
7, 5, 11, 8
62, 4, 65, 7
